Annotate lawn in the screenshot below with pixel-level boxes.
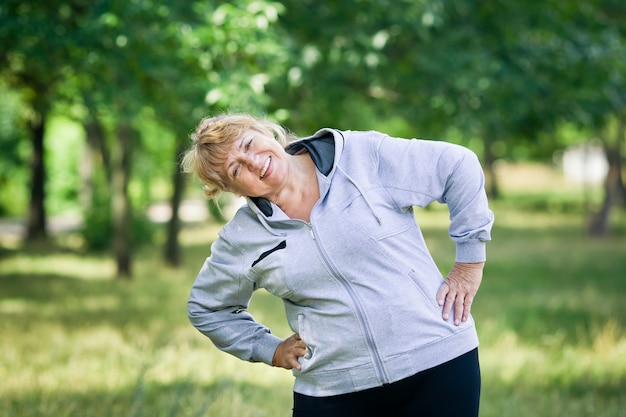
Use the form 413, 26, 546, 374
1, 165, 625, 417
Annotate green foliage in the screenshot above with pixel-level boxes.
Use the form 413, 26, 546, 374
45, 116, 84, 215
81, 171, 157, 252
82, 205, 157, 252
1, 1, 625, 261
0, 0, 289, 206
271, 0, 626, 159
82, 201, 111, 251
0, 83, 29, 216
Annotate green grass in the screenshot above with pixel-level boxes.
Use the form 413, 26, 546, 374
1, 188, 626, 416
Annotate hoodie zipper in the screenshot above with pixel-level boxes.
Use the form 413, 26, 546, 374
307, 221, 388, 385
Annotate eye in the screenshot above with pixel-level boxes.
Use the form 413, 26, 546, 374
245, 138, 253, 151
232, 165, 240, 179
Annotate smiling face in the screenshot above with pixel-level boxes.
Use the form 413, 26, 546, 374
221, 128, 290, 198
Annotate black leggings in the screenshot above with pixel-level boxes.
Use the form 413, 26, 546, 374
292, 348, 480, 417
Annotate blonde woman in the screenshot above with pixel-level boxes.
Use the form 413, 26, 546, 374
183, 114, 494, 417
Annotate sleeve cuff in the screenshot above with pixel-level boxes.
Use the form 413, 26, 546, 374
253, 333, 283, 366
455, 241, 487, 263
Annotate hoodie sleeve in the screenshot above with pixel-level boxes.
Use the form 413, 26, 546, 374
187, 232, 282, 365
372, 132, 494, 263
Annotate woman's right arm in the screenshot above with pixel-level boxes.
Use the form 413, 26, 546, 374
187, 234, 283, 366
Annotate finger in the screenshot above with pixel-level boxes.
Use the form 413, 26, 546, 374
462, 295, 474, 323
442, 290, 456, 321
290, 348, 305, 370
453, 294, 465, 326
437, 282, 449, 306
293, 345, 307, 356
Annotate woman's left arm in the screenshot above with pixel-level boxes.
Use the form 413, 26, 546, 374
371, 133, 494, 325
431, 144, 493, 326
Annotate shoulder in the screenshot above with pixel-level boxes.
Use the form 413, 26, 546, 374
337, 130, 389, 155
341, 129, 386, 142
220, 204, 261, 239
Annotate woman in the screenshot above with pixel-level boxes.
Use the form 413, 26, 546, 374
183, 113, 494, 417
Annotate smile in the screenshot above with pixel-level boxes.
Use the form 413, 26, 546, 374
260, 156, 271, 179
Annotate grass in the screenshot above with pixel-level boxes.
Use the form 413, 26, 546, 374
470, 209, 626, 417
1, 163, 625, 416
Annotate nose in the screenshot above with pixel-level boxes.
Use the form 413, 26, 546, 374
241, 153, 259, 171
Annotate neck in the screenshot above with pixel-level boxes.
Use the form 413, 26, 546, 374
271, 153, 319, 221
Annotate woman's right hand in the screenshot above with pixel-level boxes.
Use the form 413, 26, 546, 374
272, 333, 307, 371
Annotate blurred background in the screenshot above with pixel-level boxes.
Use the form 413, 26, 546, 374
1, 1, 625, 416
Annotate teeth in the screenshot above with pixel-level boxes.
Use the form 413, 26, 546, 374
260, 156, 270, 179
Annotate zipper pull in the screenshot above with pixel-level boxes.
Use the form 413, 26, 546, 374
308, 223, 315, 240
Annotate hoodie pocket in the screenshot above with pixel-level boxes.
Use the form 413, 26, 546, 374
297, 314, 313, 366
407, 270, 443, 314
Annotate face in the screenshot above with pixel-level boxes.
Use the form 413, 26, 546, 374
221, 129, 289, 198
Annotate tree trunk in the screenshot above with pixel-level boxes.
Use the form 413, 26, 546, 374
482, 132, 500, 199
588, 115, 625, 236
111, 124, 134, 278
164, 141, 187, 267
80, 121, 105, 211
25, 110, 47, 241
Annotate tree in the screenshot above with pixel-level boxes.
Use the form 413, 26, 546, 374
71, 0, 201, 277
554, 1, 626, 235
0, 83, 29, 216
0, 1, 82, 241
1, 0, 289, 272
272, 0, 626, 226
157, 0, 288, 266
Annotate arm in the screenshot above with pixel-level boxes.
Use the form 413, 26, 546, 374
187, 234, 283, 365
372, 133, 494, 324
430, 143, 492, 325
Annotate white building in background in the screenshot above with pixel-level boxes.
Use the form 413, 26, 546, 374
560, 143, 609, 185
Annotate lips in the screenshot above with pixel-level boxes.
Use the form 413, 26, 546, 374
260, 156, 271, 179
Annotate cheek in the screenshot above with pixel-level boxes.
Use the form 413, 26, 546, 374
230, 176, 259, 196
221, 176, 247, 196
227, 183, 247, 196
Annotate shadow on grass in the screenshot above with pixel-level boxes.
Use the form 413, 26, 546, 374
2, 368, 624, 417
0, 272, 113, 301
1, 377, 294, 417
481, 375, 626, 417
0, 271, 190, 334
477, 264, 625, 347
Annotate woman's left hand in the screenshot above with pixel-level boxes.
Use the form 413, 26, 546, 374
437, 262, 484, 326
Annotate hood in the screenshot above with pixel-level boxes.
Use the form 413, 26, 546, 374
246, 128, 343, 218
245, 128, 381, 226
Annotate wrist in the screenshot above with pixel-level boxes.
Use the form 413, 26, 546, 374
453, 261, 484, 271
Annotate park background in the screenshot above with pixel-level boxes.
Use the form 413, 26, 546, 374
1, 1, 625, 416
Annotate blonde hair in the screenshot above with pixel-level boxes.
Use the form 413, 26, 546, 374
181, 114, 293, 198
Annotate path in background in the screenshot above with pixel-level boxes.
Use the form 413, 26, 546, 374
0, 199, 238, 248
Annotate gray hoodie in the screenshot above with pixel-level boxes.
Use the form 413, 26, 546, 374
188, 129, 494, 397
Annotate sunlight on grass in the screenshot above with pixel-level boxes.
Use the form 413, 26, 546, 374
2, 253, 115, 280
480, 323, 549, 384
479, 319, 626, 387
179, 222, 221, 247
